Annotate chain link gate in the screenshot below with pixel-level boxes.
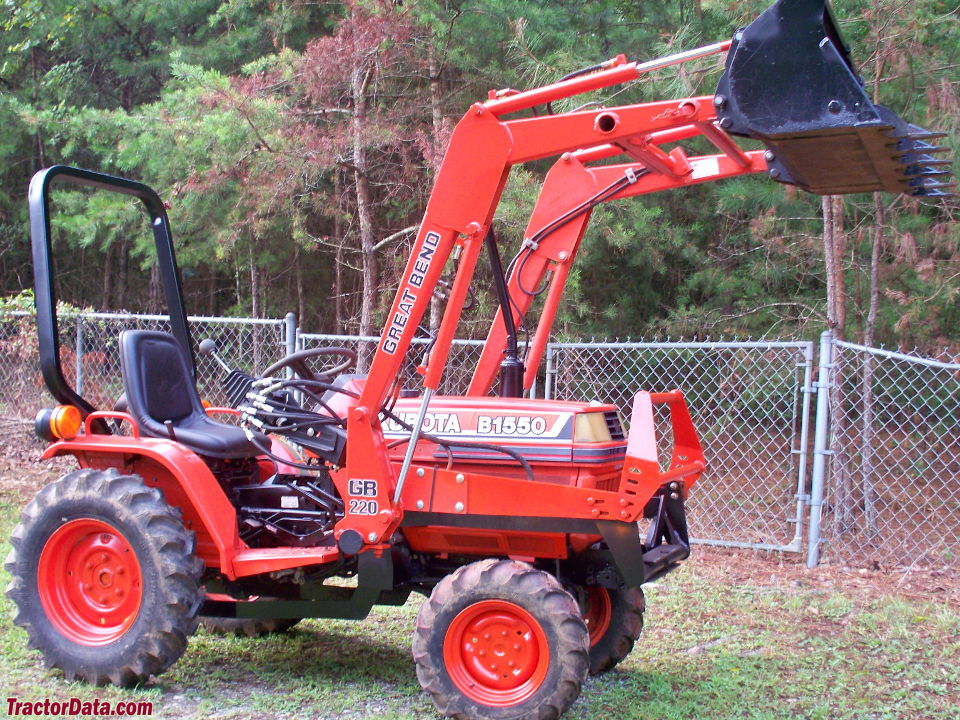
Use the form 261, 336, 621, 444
808, 335, 960, 568
545, 340, 815, 552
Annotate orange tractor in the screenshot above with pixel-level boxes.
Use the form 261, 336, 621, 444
9, 1, 951, 718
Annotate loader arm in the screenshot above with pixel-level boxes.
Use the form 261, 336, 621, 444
466, 143, 769, 397
341, 0, 953, 548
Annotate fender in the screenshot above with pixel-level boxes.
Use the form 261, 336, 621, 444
42, 420, 243, 577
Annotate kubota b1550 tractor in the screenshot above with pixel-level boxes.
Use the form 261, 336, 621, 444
9, 2, 952, 718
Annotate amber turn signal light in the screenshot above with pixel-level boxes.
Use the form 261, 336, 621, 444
35, 405, 82, 441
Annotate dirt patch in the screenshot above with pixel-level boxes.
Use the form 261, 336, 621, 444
691, 545, 960, 607
0, 417, 70, 505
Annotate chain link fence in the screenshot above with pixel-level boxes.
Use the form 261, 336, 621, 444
0, 311, 288, 418
817, 339, 960, 568
546, 340, 813, 552
296, 332, 486, 397
2, 309, 957, 568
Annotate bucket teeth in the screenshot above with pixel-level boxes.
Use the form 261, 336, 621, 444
908, 176, 954, 188
904, 158, 951, 168
910, 181, 957, 198
905, 168, 952, 179
712, 0, 954, 197
904, 132, 948, 141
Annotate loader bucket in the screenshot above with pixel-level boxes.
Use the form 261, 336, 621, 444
715, 0, 954, 198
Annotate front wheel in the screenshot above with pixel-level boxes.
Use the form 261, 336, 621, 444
413, 559, 589, 720
5, 468, 203, 686
576, 585, 645, 675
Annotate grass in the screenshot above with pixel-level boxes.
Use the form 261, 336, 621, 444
0, 499, 958, 720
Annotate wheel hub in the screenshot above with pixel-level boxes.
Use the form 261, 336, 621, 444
443, 599, 549, 706
38, 518, 143, 646
582, 586, 612, 647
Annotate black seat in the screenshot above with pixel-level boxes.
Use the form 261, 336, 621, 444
119, 330, 260, 459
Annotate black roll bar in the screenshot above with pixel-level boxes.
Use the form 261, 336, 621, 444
29, 165, 193, 417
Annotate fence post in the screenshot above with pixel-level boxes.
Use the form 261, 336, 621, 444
806, 330, 834, 568
75, 315, 84, 395
284, 312, 297, 358
544, 343, 555, 400
283, 313, 298, 403
787, 341, 816, 553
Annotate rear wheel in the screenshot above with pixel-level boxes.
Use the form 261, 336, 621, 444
5, 468, 203, 685
413, 559, 589, 720
576, 585, 645, 675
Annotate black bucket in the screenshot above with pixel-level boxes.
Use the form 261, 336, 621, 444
715, 0, 953, 198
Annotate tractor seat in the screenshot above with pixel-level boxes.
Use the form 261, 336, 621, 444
118, 330, 262, 459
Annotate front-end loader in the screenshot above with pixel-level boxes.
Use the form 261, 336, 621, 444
8, 1, 952, 718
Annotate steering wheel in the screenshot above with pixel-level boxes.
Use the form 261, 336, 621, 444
261, 347, 357, 383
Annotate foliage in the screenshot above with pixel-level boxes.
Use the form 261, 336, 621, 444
0, 0, 955, 351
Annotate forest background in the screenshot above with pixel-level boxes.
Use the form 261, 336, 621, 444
0, 0, 957, 351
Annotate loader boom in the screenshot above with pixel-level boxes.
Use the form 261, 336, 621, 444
348, 0, 952, 544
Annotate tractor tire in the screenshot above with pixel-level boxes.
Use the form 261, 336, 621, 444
413, 559, 589, 720
576, 585, 645, 675
200, 595, 300, 636
5, 468, 203, 686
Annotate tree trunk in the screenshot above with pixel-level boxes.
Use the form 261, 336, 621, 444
116, 238, 129, 310
858, 16, 888, 538
334, 169, 344, 335
148, 262, 162, 312
352, 57, 377, 370
859, 193, 884, 535
428, 44, 444, 335
101, 241, 115, 310
822, 195, 853, 534
249, 240, 262, 370
294, 243, 305, 331
207, 268, 217, 316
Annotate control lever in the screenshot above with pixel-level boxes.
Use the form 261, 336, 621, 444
198, 338, 232, 373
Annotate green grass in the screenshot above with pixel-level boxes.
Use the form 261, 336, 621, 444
0, 500, 957, 720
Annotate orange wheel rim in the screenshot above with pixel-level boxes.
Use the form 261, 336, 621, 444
37, 519, 143, 646
583, 586, 612, 647
443, 599, 550, 706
